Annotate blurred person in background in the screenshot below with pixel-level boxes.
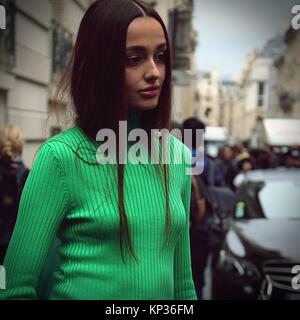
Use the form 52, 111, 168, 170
233, 152, 254, 189
0, 125, 29, 264
184, 117, 237, 299
225, 143, 260, 191
236, 152, 253, 172
247, 148, 261, 169
182, 117, 214, 186
213, 146, 235, 187
248, 146, 279, 170
264, 145, 280, 168
183, 117, 236, 300
189, 172, 208, 300
182, 117, 209, 299
253, 149, 270, 170
284, 147, 300, 168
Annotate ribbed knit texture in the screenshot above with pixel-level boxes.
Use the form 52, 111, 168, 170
0, 112, 197, 300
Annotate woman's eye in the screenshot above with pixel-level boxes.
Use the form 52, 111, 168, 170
156, 52, 167, 62
126, 56, 143, 65
126, 51, 167, 66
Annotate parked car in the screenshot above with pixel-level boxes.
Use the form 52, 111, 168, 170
212, 168, 300, 300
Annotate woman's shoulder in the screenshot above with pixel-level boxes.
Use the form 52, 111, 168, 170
48, 126, 87, 143
37, 127, 95, 163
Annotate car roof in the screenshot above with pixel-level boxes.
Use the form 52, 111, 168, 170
243, 168, 300, 183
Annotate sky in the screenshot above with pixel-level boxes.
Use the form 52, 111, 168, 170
192, 0, 299, 80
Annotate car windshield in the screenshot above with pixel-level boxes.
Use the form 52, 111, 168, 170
258, 179, 300, 219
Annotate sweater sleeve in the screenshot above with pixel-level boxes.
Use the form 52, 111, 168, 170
0, 143, 69, 299
173, 147, 198, 300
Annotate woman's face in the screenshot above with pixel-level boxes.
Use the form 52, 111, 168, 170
125, 17, 167, 111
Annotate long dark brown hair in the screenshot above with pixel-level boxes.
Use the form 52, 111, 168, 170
56, 0, 173, 263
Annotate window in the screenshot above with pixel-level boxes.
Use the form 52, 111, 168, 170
0, 5, 5, 29
194, 90, 200, 102
257, 81, 265, 107
168, 7, 192, 70
52, 20, 73, 76
205, 107, 212, 118
0, 0, 15, 70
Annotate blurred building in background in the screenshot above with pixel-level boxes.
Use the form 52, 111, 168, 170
193, 70, 240, 145
235, 25, 300, 148
237, 34, 286, 147
219, 80, 239, 143
0, 0, 198, 167
0, 0, 93, 167
147, 0, 198, 123
194, 69, 220, 127
193, 23, 300, 149
273, 27, 300, 119
48, 0, 94, 131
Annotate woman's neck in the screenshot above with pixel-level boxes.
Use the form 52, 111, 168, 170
128, 110, 143, 132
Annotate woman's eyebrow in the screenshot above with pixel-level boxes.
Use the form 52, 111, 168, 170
126, 43, 167, 51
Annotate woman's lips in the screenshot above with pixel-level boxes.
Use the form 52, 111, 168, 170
139, 89, 159, 98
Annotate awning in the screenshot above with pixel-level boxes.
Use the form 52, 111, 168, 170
263, 119, 300, 146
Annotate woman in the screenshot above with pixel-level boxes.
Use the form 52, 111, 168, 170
0, 125, 29, 264
0, 0, 197, 300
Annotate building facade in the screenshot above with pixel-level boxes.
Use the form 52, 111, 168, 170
193, 70, 240, 144
0, 0, 197, 167
151, 0, 198, 123
194, 69, 221, 127
219, 80, 239, 142
0, 0, 92, 167
237, 34, 285, 147
273, 27, 300, 119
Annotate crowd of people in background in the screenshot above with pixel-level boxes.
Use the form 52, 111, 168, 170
177, 117, 300, 300
172, 117, 300, 192
211, 142, 300, 191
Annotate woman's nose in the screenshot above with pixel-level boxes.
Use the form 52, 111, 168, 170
144, 59, 160, 81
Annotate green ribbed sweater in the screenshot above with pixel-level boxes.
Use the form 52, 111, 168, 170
0, 112, 197, 300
